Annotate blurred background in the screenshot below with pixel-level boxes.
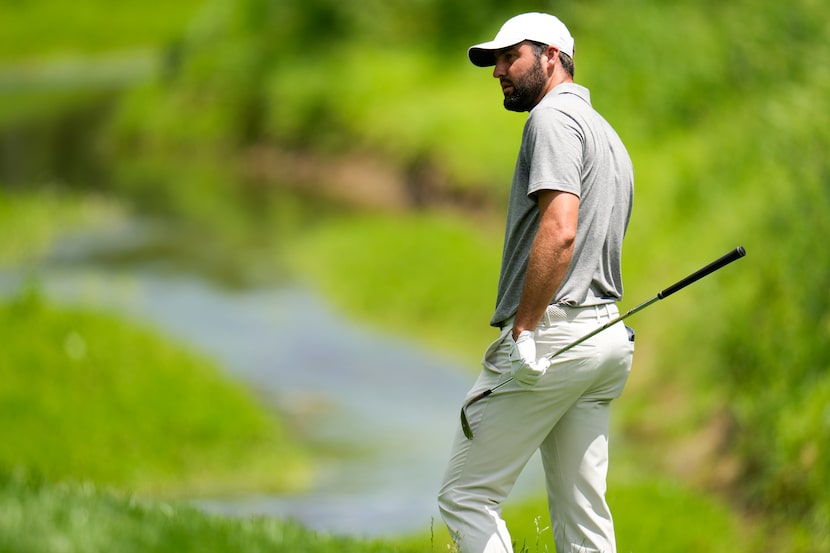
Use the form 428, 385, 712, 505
1, 0, 828, 551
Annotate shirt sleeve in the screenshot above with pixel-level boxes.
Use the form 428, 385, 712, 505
524, 106, 584, 199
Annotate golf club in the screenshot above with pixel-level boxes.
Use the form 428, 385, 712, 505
460, 245, 747, 440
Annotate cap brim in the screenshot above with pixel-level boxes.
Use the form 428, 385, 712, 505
468, 45, 497, 67
467, 38, 522, 67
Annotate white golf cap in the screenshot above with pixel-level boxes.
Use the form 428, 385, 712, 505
468, 12, 574, 67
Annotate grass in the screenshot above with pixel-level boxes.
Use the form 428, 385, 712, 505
609, 478, 754, 553
0, 471, 763, 553
2, 468, 757, 553
501, 477, 754, 553
0, 471, 431, 553
0, 285, 309, 497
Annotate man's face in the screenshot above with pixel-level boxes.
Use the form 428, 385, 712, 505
493, 42, 548, 112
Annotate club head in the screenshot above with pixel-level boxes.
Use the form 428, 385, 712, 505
459, 389, 493, 440
460, 405, 474, 440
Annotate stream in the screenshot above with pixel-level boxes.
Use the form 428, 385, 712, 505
3, 220, 544, 537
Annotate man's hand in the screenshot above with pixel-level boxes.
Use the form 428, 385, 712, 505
509, 330, 551, 388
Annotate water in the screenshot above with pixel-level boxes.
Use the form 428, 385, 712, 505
2, 224, 544, 537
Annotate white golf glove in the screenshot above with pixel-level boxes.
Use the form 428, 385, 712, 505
509, 330, 551, 388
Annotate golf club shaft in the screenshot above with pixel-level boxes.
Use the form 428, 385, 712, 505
548, 246, 745, 358
462, 246, 746, 437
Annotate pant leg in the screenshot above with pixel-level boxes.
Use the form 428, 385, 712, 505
538, 312, 633, 553
541, 398, 615, 553
437, 394, 538, 553
438, 327, 548, 553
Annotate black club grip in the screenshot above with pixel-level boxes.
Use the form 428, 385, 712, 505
657, 246, 746, 300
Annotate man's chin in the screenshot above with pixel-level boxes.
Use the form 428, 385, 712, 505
504, 96, 531, 112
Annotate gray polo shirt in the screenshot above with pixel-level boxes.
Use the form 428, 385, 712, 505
491, 82, 633, 327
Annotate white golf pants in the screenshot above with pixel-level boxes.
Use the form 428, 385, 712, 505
438, 303, 634, 553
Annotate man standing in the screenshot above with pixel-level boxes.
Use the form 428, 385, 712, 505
438, 12, 635, 553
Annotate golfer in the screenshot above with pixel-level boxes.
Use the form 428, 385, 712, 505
438, 12, 634, 553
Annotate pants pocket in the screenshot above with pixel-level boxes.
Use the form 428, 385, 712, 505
481, 323, 513, 373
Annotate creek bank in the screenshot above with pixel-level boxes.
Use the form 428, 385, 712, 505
3, 219, 544, 537
241, 144, 502, 219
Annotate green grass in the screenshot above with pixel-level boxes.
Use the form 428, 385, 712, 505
3, 468, 759, 553
501, 477, 755, 553
0, 471, 432, 553
609, 479, 753, 553
0, 288, 309, 497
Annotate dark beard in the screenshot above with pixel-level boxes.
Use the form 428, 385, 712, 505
503, 59, 547, 112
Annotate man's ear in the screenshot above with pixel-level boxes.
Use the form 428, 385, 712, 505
545, 46, 560, 68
